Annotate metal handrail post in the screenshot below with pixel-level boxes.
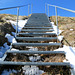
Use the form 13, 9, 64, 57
31, 4, 33, 14
48, 4, 49, 17
28, 4, 30, 16
16, 7, 19, 37
45, 3, 47, 14
55, 6, 59, 36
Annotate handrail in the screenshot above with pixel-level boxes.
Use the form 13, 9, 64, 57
0, 4, 31, 10
47, 4, 75, 13
0, 4, 32, 37
45, 3, 75, 37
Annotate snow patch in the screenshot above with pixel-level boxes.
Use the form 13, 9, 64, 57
54, 45, 75, 74
22, 66, 44, 75
11, 48, 19, 51
28, 47, 38, 51
7, 19, 28, 32
50, 22, 63, 35
58, 36, 64, 41
29, 56, 40, 62
0, 43, 10, 58
5, 33, 17, 43
70, 29, 73, 31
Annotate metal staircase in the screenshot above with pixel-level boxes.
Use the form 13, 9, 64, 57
0, 13, 70, 68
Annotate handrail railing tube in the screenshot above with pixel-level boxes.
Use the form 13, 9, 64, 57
45, 3, 47, 14
0, 4, 30, 11
0, 4, 32, 37
46, 3, 75, 37
16, 7, 19, 37
28, 4, 30, 16
48, 4, 49, 17
55, 6, 59, 36
30, 4, 33, 14
47, 4, 75, 13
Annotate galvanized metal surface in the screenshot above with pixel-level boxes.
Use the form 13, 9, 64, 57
25, 24, 52, 27
17, 33, 57, 36
48, 4, 49, 17
16, 7, 19, 37
12, 43, 61, 46
7, 50, 65, 54
47, 4, 75, 13
0, 61, 70, 66
21, 29, 54, 32
23, 27, 53, 29
55, 6, 59, 36
28, 4, 30, 15
16, 37, 57, 41
0, 4, 31, 10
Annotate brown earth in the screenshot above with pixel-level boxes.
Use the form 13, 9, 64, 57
0, 14, 29, 46
50, 16, 75, 47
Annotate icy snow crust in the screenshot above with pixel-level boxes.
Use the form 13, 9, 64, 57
0, 20, 75, 75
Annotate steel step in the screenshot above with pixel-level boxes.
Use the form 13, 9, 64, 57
12, 43, 61, 46
16, 37, 57, 41
21, 29, 54, 32
25, 24, 52, 27
17, 33, 57, 36
7, 50, 65, 54
23, 27, 53, 29
26, 21, 50, 23
28, 20, 49, 22
26, 22, 50, 24
0, 61, 70, 66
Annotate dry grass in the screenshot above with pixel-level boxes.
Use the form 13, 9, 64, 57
50, 16, 75, 47
0, 14, 29, 46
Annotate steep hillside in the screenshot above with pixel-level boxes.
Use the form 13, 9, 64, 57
0, 14, 75, 47
50, 16, 75, 47
0, 14, 29, 46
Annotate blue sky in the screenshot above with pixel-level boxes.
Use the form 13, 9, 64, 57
0, 0, 75, 17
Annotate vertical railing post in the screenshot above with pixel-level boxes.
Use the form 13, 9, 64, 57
55, 6, 59, 36
16, 7, 19, 37
31, 4, 33, 14
28, 4, 30, 16
45, 3, 46, 14
48, 4, 49, 17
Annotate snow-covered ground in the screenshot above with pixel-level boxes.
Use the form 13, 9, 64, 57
50, 22, 75, 74
0, 43, 10, 58
0, 20, 28, 58
22, 66, 44, 75
7, 20, 28, 33
0, 20, 75, 75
